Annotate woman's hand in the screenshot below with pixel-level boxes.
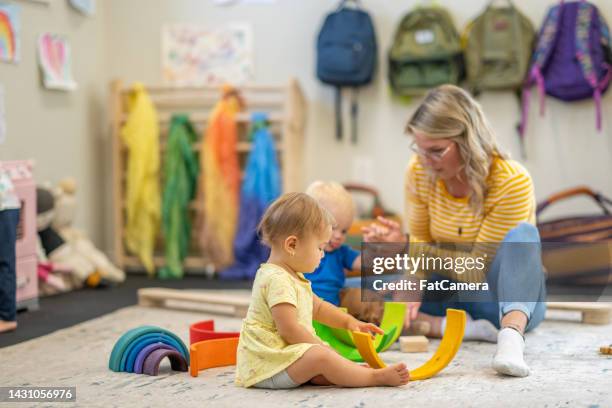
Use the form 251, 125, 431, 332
347, 318, 385, 338
362, 216, 406, 243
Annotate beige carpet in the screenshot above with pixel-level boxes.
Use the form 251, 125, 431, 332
1, 303, 611, 408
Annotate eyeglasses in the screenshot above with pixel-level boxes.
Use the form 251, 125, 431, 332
410, 141, 452, 162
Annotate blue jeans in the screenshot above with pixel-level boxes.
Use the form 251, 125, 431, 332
419, 223, 547, 332
0, 208, 19, 321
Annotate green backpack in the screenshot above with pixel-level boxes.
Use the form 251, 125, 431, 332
388, 6, 464, 96
462, 0, 535, 93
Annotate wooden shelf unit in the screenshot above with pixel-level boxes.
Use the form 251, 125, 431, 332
110, 79, 306, 273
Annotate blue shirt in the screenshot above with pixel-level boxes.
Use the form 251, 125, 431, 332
306, 245, 359, 306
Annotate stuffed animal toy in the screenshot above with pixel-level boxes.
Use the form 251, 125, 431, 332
35, 189, 71, 295
36, 179, 125, 291
51, 179, 125, 284
37, 186, 94, 290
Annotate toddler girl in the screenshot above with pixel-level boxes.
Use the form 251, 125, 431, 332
235, 192, 409, 389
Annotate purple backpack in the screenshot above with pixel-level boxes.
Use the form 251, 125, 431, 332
519, 1, 612, 139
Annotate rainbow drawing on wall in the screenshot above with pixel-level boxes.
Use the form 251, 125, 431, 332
37, 33, 77, 91
0, 4, 20, 64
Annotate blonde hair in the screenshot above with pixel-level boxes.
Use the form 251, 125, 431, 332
305, 181, 355, 217
406, 84, 507, 214
258, 192, 334, 247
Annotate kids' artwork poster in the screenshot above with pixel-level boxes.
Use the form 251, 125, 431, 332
0, 4, 21, 64
37, 33, 77, 91
162, 23, 253, 86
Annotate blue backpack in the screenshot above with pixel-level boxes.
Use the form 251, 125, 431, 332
316, 0, 377, 143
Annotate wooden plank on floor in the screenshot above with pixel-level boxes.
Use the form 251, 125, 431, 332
138, 288, 250, 317
547, 302, 612, 325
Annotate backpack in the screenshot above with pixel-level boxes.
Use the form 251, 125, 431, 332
462, 0, 535, 94
316, 0, 377, 143
388, 5, 464, 96
519, 1, 612, 138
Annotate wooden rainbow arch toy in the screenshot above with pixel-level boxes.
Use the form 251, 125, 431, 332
109, 326, 190, 376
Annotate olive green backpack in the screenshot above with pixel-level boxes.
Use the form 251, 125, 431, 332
388, 5, 464, 96
462, 0, 535, 94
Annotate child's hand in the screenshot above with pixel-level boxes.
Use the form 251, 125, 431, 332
347, 319, 384, 338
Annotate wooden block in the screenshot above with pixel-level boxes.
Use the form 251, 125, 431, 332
547, 302, 612, 325
600, 346, 612, 355
400, 336, 429, 353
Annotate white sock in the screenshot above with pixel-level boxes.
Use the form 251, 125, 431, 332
441, 315, 498, 343
492, 327, 530, 377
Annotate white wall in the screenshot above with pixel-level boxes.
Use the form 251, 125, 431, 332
0, 0, 108, 244
105, 0, 612, 229
4, 0, 612, 253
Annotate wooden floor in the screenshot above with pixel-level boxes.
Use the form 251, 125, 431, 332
1, 302, 611, 407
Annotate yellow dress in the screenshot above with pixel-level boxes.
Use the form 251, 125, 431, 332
235, 263, 317, 387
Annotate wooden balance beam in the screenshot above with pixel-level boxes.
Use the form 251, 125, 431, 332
547, 302, 611, 325
138, 288, 250, 318
137, 289, 611, 324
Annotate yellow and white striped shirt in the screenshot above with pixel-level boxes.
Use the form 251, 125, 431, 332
405, 154, 536, 282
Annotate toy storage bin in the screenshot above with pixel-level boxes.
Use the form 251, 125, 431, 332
3, 160, 38, 311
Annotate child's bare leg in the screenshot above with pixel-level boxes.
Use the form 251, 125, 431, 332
309, 375, 333, 386
286, 345, 409, 387
309, 364, 368, 385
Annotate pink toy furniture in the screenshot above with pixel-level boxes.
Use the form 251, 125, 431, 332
3, 161, 38, 311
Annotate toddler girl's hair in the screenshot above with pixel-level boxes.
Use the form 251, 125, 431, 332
258, 192, 335, 247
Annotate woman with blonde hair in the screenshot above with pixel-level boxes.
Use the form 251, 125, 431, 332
363, 84, 546, 377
